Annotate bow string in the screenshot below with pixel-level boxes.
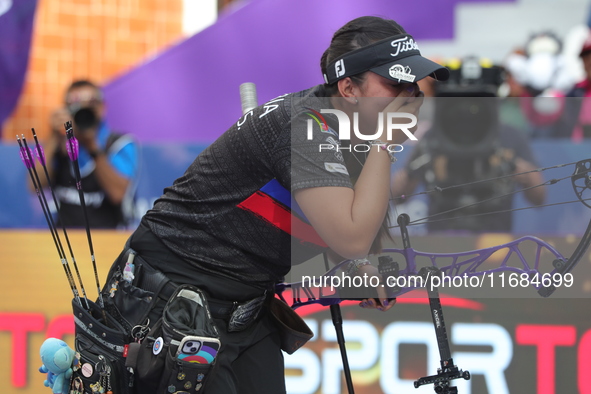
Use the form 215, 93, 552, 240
277, 158, 591, 309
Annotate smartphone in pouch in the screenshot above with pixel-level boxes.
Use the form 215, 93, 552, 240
176, 336, 221, 364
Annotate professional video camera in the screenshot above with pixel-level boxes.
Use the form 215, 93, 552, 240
430, 56, 505, 158
418, 57, 518, 232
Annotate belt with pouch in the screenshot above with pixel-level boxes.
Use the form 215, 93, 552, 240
117, 247, 311, 352
119, 247, 268, 333
208, 291, 268, 332
147, 272, 267, 333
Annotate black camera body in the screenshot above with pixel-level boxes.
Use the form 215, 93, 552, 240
430, 57, 505, 158
71, 106, 99, 130
419, 58, 517, 231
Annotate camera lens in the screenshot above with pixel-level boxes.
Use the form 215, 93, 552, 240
73, 107, 98, 130
440, 98, 494, 147
183, 341, 201, 354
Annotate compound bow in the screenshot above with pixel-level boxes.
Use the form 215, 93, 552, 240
275, 158, 591, 393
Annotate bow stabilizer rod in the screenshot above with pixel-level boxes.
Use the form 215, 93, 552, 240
396, 214, 470, 393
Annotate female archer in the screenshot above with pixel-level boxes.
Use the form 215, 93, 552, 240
103, 15, 448, 394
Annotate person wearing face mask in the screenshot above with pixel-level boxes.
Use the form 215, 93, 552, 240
552, 31, 591, 141
34, 80, 139, 228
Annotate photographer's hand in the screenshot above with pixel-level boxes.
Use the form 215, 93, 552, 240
50, 108, 70, 136
31, 109, 69, 191
72, 124, 131, 205
75, 126, 100, 155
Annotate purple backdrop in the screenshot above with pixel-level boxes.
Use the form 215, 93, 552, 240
0, 0, 37, 127
103, 0, 513, 143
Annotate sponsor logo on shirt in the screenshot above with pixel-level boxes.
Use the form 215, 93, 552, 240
325, 162, 349, 175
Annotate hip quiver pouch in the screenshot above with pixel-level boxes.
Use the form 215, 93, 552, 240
269, 297, 313, 354
127, 285, 221, 394
72, 298, 131, 394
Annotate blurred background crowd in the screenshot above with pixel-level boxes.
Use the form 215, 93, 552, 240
2, 3, 591, 394
1, 0, 591, 234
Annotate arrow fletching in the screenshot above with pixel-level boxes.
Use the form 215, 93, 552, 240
65, 122, 79, 161
35, 144, 46, 166
17, 137, 33, 168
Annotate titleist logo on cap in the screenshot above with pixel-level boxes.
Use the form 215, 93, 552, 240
390, 37, 419, 57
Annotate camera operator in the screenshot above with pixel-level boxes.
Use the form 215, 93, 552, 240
33, 80, 139, 228
391, 59, 545, 232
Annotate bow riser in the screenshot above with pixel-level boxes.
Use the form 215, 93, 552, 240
278, 235, 574, 309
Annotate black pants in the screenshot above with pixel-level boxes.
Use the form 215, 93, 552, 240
127, 222, 286, 394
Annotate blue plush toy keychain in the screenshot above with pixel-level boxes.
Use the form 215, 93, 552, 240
39, 338, 80, 394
